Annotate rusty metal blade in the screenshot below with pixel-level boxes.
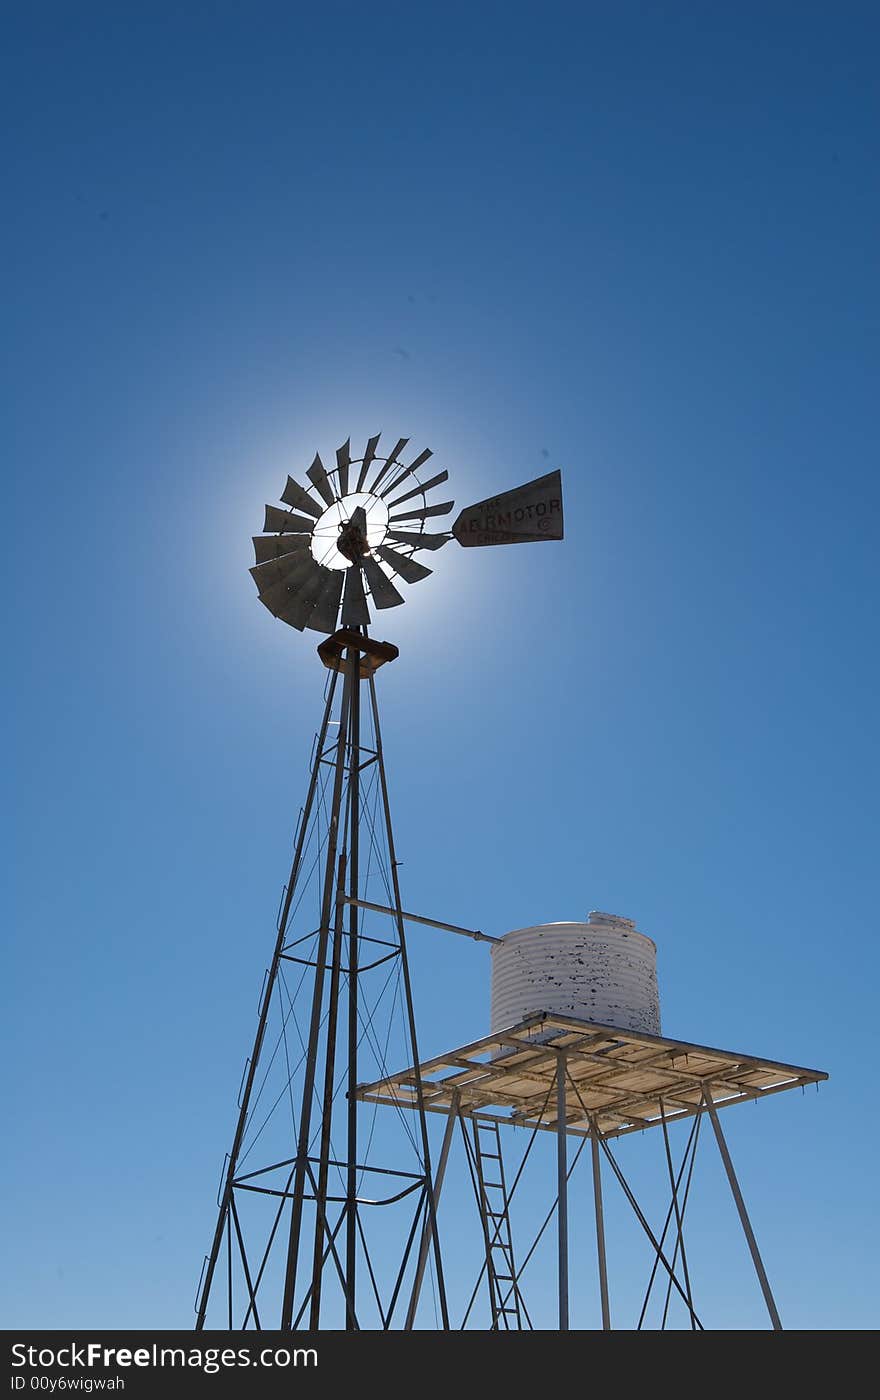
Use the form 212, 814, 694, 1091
389, 499, 454, 522
385, 468, 449, 510
375, 545, 433, 584
378, 447, 433, 499
356, 433, 381, 491
386, 529, 450, 551
279, 476, 323, 518
362, 555, 405, 609
252, 534, 310, 564
370, 437, 409, 493
341, 564, 370, 626
336, 438, 351, 496
452, 469, 563, 547
305, 570, 344, 634
306, 452, 335, 507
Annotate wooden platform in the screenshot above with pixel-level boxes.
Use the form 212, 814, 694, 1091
356, 1012, 828, 1140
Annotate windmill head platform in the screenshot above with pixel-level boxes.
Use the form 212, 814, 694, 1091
194, 434, 826, 1332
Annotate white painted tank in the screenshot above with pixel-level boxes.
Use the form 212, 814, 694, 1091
490, 911, 661, 1036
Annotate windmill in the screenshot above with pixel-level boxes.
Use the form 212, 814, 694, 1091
195, 435, 563, 1331
249, 434, 562, 633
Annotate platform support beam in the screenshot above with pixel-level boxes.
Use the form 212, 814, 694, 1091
556, 1051, 569, 1331
589, 1115, 611, 1330
703, 1086, 782, 1331
406, 1090, 459, 1329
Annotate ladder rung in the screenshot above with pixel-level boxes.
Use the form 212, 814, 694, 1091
482, 1180, 503, 1189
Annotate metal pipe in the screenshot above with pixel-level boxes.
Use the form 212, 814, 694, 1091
342, 896, 498, 944
405, 1090, 460, 1328
556, 1051, 569, 1331
702, 1087, 782, 1331
590, 1117, 611, 1330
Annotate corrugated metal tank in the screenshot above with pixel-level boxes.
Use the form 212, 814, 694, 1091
490, 911, 661, 1036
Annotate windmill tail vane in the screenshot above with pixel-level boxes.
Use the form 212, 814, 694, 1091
250, 433, 564, 634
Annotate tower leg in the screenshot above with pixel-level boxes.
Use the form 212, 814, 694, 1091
703, 1088, 782, 1331
281, 654, 355, 1330
345, 646, 361, 1330
196, 670, 340, 1331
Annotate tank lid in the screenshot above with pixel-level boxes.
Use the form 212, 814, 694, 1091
587, 910, 635, 929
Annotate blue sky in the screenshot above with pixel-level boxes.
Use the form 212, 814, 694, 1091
5, 2, 879, 1329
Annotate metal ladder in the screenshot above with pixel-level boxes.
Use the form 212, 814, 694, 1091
471, 1119, 524, 1329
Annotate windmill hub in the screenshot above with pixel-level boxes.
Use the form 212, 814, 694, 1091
311, 493, 389, 571
336, 516, 370, 566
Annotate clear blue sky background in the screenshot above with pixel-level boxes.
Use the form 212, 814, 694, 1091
5, 2, 878, 1329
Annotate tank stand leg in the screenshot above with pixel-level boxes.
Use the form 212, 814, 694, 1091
589, 1114, 611, 1329
406, 1090, 460, 1328
702, 1087, 782, 1331
556, 1051, 569, 1331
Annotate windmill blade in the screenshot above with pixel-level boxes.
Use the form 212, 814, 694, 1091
264, 504, 315, 535
341, 565, 370, 627
306, 453, 335, 507
379, 447, 434, 499
255, 579, 295, 616
370, 437, 409, 494
250, 551, 316, 595
305, 570, 344, 634
253, 556, 324, 622
356, 432, 381, 491
362, 554, 405, 609
386, 529, 450, 551
385, 468, 449, 510
252, 534, 310, 564
452, 469, 563, 547
336, 438, 351, 496
389, 499, 454, 522
375, 545, 433, 584
278, 560, 329, 630
280, 476, 323, 519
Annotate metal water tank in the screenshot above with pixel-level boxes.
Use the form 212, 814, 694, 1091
490, 911, 661, 1036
